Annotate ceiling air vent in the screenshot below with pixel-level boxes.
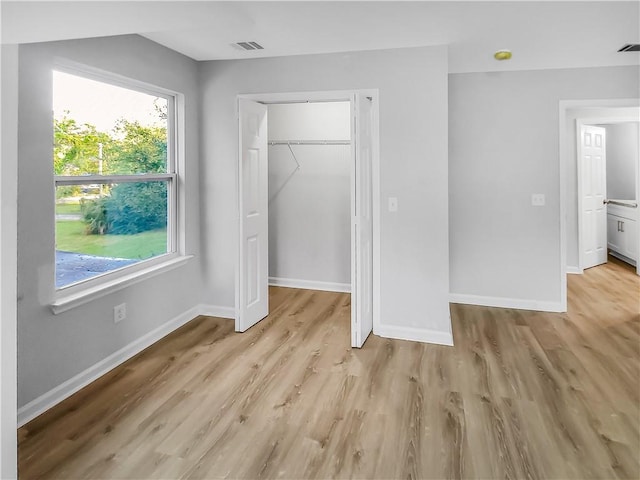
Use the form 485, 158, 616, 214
618, 44, 640, 52
235, 41, 264, 51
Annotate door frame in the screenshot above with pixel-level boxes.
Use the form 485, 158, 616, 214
236, 89, 381, 340
559, 99, 640, 310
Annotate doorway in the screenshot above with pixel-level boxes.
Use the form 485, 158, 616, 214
559, 100, 640, 310
236, 90, 379, 348
577, 118, 639, 273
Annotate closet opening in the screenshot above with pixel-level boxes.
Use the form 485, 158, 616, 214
236, 90, 379, 348
267, 101, 352, 294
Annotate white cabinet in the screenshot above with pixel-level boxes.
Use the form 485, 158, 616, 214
607, 205, 638, 264
607, 215, 625, 252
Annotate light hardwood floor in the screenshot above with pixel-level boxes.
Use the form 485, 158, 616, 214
19, 258, 639, 479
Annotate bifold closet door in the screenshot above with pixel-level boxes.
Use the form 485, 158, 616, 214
351, 93, 374, 348
237, 99, 269, 332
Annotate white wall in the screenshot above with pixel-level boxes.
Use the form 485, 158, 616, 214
605, 122, 639, 200
200, 46, 452, 342
1, 44, 19, 480
268, 102, 351, 141
17, 35, 202, 409
449, 67, 639, 307
268, 102, 351, 287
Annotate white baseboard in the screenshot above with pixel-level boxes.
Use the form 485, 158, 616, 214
198, 304, 235, 319
268, 276, 351, 293
375, 324, 454, 346
566, 266, 582, 274
17, 303, 233, 427
449, 293, 564, 313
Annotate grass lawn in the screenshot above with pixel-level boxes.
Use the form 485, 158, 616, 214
55, 203, 82, 215
56, 220, 167, 259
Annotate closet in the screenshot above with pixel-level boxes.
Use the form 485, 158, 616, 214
267, 101, 352, 291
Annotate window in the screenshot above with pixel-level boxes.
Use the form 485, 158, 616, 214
53, 69, 178, 290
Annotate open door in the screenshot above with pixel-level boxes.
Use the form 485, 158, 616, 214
351, 93, 374, 348
579, 124, 608, 270
237, 99, 269, 332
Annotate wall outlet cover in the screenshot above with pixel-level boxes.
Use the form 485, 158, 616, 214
531, 194, 546, 206
114, 303, 127, 323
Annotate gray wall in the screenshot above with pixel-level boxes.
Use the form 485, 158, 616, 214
199, 46, 452, 336
449, 66, 639, 302
268, 102, 351, 286
605, 122, 639, 200
17, 35, 202, 408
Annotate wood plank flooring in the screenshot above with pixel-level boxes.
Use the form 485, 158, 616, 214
19, 258, 639, 479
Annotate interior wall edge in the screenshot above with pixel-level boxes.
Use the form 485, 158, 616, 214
0, 43, 19, 480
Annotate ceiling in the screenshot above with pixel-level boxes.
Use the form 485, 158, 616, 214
2, 1, 639, 73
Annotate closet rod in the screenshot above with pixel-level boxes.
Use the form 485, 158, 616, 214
259, 99, 347, 105
269, 140, 351, 146
604, 199, 638, 208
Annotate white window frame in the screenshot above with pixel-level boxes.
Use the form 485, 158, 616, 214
51, 63, 191, 313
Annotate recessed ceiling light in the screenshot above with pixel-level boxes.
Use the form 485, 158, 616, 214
494, 50, 512, 61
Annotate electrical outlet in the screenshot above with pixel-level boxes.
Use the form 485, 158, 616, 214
114, 303, 127, 323
531, 194, 546, 206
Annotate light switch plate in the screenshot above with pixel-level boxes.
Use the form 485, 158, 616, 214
388, 197, 398, 212
531, 194, 545, 206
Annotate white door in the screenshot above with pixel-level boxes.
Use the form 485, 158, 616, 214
579, 125, 607, 270
351, 94, 374, 348
237, 99, 269, 332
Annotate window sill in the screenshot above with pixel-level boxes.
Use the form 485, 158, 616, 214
51, 254, 194, 315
